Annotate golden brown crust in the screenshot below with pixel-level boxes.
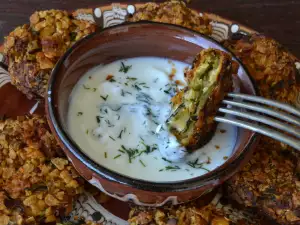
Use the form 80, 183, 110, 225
168, 49, 236, 150
0, 115, 84, 224
226, 137, 300, 225
224, 35, 300, 225
4, 10, 97, 100
223, 34, 300, 105
127, 0, 212, 35
128, 204, 231, 225
188, 50, 236, 150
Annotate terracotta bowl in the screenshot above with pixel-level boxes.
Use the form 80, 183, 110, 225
46, 22, 259, 206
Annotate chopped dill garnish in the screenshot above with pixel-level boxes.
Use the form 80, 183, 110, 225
105, 119, 114, 127
139, 159, 146, 167
119, 62, 132, 73
77, 112, 83, 116
86, 129, 89, 134
159, 165, 181, 171
140, 141, 158, 154
100, 95, 109, 101
118, 129, 124, 139
164, 87, 172, 94
114, 154, 121, 159
121, 89, 125, 97
121, 89, 132, 97
96, 116, 101, 123
187, 158, 201, 168
145, 107, 157, 118
126, 76, 137, 81
104, 152, 107, 158
93, 88, 97, 92
136, 92, 153, 104
162, 157, 172, 163
118, 143, 157, 164
133, 84, 142, 91
187, 158, 210, 172
83, 84, 90, 89
109, 136, 116, 141
109, 78, 116, 82
120, 145, 138, 163
165, 165, 180, 171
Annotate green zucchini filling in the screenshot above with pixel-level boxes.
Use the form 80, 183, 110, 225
167, 52, 221, 146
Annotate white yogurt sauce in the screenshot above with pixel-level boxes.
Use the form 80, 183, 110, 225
68, 57, 237, 182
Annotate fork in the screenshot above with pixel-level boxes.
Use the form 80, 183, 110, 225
215, 93, 300, 150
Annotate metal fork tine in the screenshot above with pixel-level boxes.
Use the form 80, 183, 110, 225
223, 100, 300, 126
228, 93, 300, 117
219, 107, 300, 138
215, 116, 300, 150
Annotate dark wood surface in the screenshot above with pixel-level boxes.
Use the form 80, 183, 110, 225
0, 0, 299, 57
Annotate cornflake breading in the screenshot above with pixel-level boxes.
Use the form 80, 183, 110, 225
0, 115, 84, 225
167, 49, 236, 150
127, 0, 212, 35
223, 34, 300, 105
4, 9, 97, 100
226, 136, 300, 225
128, 205, 231, 225
224, 34, 300, 225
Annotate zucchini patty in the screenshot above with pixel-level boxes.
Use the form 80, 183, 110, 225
167, 48, 237, 151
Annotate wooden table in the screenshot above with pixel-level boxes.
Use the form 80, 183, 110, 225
0, 0, 299, 57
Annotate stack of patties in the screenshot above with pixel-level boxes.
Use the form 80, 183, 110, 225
224, 35, 300, 224
223, 34, 300, 105
4, 9, 97, 99
0, 115, 84, 224
127, 0, 212, 35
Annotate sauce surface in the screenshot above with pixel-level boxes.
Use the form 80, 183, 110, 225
68, 57, 237, 182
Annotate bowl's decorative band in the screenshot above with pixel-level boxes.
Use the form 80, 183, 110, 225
89, 177, 180, 207
70, 192, 128, 225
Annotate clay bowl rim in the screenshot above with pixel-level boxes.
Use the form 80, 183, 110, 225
46, 21, 259, 192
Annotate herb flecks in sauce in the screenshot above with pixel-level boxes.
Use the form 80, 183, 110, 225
114, 154, 121, 159
139, 159, 146, 167
119, 62, 132, 73
100, 95, 109, 101
109, 136, 116, 141
68, 57, 236, 181
160, 165, 181, 172
77, 112, 83, 116
83, 84, 90, 90
187, 158, 210, 172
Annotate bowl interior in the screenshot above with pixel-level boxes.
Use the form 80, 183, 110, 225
48, 22, 257, 190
